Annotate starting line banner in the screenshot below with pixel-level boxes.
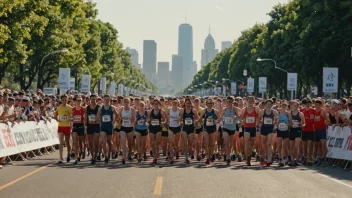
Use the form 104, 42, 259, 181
327, 126, 352, 161
0, 120, 59, 158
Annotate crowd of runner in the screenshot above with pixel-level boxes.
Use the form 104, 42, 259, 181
1, 87, 352, 169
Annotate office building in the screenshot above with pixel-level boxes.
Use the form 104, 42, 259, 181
126, 47, 139, 67
171, 55, 184, 90
221, 41, 232, 51
143, 40, 157, 82
201, 33, 218, 67
178, 23, 193, 85
157, 62, 170, 88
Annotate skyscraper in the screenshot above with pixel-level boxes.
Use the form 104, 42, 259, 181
221, 41, 232, 51
171, 55, 183, 90
157, 62, 170, 88
190, 61, 198, 79
143, 40, 157, 83
126, 47, 139, 67
201, 33, 218, 67
178, 24, 193, 85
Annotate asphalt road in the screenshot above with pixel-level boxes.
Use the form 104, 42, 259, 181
1, 151, 352, 198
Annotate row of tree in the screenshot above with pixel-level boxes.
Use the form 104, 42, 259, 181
0, 0, 157, 92
188, 0, 352, 98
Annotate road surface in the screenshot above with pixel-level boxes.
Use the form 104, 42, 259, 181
1, 151, 352, 198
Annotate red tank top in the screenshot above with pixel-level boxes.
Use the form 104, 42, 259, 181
72, 106, 85, 123
244, 107, 257, 128
314, 109, 325, 130
301, 108, 315, 132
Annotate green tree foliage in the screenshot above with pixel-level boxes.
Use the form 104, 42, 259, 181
188, 0, 352, 98
0, 0, 156, 93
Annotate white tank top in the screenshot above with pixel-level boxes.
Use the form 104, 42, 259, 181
121, 107, 132, 127
169, 108, 180, 127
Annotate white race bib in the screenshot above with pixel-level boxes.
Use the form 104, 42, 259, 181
137, 119, 145, 125
102, 115, 111, 122
73, 115, 81, 122
224, 117, 234, 125
278, 122, 288, 130
185, 118, 193, 125
206, 118, 214, 126
315, 116, 320, 121
60, 116, 67, 121
246, 116, 255, 124
151, 119, 160, 126
88, 114, 96, 122
292, 120, 300, 127
263, 117, 273, 125
122, 119, 131, 125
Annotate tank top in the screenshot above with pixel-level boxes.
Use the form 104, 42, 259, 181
101, 105, 113, 126
183, 109, 195, 128
291, 111, 302, 130
135, 110, 147, 130
150, 109, 161, 127
277, 112, 289, 131
121, 107, 132, 127
169, 108, 180, 127
223, 107, 236, 130
203, 109, 217, 127
86, 105, 99, 125
262, 110, 274, 128
329, 113, 337, 125
72, 106, 85, 123
314, 110, 325, 130
301, 108, 315, 132
244, 107, 257, 128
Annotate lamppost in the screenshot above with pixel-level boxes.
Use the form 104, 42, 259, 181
257, 58, 294, 100
243, 69, 248, 96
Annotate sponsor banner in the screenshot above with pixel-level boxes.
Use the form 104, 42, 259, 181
323, 67, 338, 93
259, 77, 267, 93
100, 77, 107, 93
0, 120, 59, 158
70, 78, 75, 90
231, 82, 236, 95
108, 81, 116, 96
118, 84, 124, 96
287, 73, 297, 91
247, 78, 254, 93
58, 68, 70, 89
81, 75, 91, 92
327, 126, 352, 161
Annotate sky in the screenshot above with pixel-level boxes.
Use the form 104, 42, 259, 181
94, 0, 289, 71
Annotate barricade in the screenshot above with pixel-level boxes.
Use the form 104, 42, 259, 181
0, 120, 59, 158
327, 126, 352, 169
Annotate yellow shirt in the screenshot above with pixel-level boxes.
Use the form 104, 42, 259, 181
57, 104, 72, 127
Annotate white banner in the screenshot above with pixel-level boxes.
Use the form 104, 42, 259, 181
81, 74, 91, 92
327, 126, 352, 161
108, 81, 116, 96
100, 77, 106, 93
247, 78, 254, 93
323, 67, 338, 93
287, 73, 297, 91
118, 84, 124, 96
58, 68, 70, 89
0, 120, 59, 158
230, 82, 236, 95
259, 77, 267, 93
70, 78, 75, 91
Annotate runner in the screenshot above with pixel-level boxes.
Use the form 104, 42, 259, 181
241, 96, 261, 166
85, 94, 100, 164
119, 97, 136, 164
72, 95, 85, 165
160, 98, 169, 157
313, 99, 329, 166
180, 98, 199, 164
54, 94, 72, 164
135, 101, 148, 162
167, 98, 182, 164
301, 98, 315, 165
96, 94, 119, 164
193, 98, 204, 161
276, 102, 291, 167
289, 100, 306, 166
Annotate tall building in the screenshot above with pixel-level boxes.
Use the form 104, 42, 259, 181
190, 61, 198, 79
178, 23, 193, 85
201, 33, 218, 67
143, 40, 157, 83
126, 47, 139, 67
157, 62, 170, 88
171, 55, 183, 90
221, 41, 232, 51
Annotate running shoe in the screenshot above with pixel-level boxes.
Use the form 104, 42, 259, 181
152, 158, 157, 164
246, 157, 251, 166
128, 155, 133, 161
197, 155, 201, 161
77, 157, 81, 162
293, 160, 299, 166
66, 155, 71, 163
105, 157, 109, 164
82, 151, 86, 159
90, 160, 96, 165
205, 159, 210, 165
143, 154, 147, 161
237, 155, 242, 162
122, 157, 126, 165
176, 151, 180, 160
226, 159, 231, 166
211, 154, 215, 162
191, 155, 194, 160
185, 159, 190, 164
278, 161, 284, 167
97, 153, 101, 161
58, 160, 63, 165
138, 158, 142, 163
73, 160, 78, 165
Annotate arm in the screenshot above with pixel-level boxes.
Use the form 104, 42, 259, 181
131, 108, 136, 127
147, 110, 151, 123
199, 109, 206, 123
96, 107, 102, 123
214, 109, 221, 123
256, 107, 263, 127
179, 108, 184, 126
300, 112, 306, 128
273, 110, 278, 126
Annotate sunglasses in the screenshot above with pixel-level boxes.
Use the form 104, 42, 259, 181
113, 100, 117, 102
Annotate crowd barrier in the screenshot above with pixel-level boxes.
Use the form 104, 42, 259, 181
0, 120, 59, 158
327, 126, 352, 161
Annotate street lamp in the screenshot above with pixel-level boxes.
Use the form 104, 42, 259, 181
40, 48, 69, 67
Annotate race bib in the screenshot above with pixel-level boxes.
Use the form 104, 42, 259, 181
73, 115, 81, 122
224, 117, 234, 125
263, 117, 273, 125
122, 119, 131, 125
59, 116, 67, 121
310, 114, 314, 119
102, 115, 111, 122
185, 118, 193, 125
246, 116, 255, 124
137, 119, 145, 125
88, 114, 96, 122
278, 122, 288, 130
151, 119, 159, 126
292, 120, 300, 127
206, 118, 214, 126
315, 116, 320, 121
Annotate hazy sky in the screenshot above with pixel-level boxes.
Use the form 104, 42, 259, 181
94, 0, 289, 71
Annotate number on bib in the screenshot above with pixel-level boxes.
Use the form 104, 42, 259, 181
122, 119, 131, 125
151, 119, 159, 126
292, 120, 300, 127
224, 117, 234, 125
102, 115, 111, 122
246, 116, 255, 124
60, 116, 67, 121
263, 117, 273, 125
73, 115, 81, 122
137, 119, 144, 125
206, 118, 214, 126
278, 122, 288, 130
314, 116, 320, 121
88, 114, 96, 122
185, 118, 193, 125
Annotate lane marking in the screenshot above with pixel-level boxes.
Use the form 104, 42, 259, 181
154, 176, 163, 195
0, 162, 54, 191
